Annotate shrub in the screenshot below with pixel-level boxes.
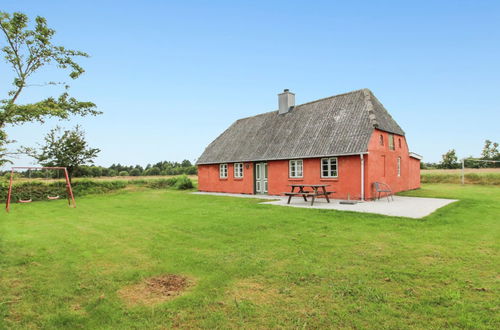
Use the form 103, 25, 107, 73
119, 171, 129, 176
145, 167, 161, 176
0, 180, 127, 202
130, 168, 142, 176
175, 175, 194, 190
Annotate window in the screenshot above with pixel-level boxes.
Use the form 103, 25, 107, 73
289, 159, 303, 178
379, 134, 384, 146
398, 138, 402, 148
321, 157, 338, 178
397, 157, 401, 177
234, 163, 243, 178
388, 134, 395, 150
219, 164, 228, 178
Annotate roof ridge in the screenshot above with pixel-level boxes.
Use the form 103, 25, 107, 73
295, 88, 367, 108
235, 88, 368, 122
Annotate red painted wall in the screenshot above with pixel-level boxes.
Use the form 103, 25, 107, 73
365, 129, 420, 199
197, 162, 254, 194
197, 129, 421, 199
267, 157, 362, 199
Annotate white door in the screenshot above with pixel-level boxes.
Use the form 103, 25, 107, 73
255, 162, 268, 194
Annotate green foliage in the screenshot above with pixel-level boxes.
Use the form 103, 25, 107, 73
0, 11, 100, 165
21, 126, 100, 179
145, 166, 161, 176
0, 179, 126, 202
421, 172, 500, 185
118, 171, 129, 176
144, 176, 194, 190
106, 161, 197, 177
175, 175, 194, 189
130, 168, 142, 176
439, 149, 460, 169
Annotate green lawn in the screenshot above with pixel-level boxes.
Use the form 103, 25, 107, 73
1, 184, 499, 329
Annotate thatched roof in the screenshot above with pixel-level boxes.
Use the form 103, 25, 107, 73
197, 89, 404, 165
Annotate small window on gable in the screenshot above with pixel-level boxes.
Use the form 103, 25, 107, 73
289, 159, 303, 178
219, 164, 228, 178
234, 163, 243, 178
388, 134, 395, 150
379, 134, 384, 146
398, 138, 402, 148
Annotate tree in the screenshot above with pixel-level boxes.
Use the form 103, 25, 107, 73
22, 126, 100, 181
0, 12, 100, 164
439, 149, 460, 169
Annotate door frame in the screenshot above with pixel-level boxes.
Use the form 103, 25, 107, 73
254, 162, 268, 194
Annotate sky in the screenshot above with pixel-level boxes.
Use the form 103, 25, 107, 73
2, 0, 499, 168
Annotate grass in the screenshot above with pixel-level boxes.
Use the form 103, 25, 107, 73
421, 169, 500, 185
1, 184, 499, 328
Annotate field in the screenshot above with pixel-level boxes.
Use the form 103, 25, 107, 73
1, 184, 499, 328
421, 168, 500, 185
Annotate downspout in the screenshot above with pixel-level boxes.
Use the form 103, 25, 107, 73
360, 154, 365, 201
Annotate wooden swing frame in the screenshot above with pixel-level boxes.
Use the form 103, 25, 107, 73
5, 166, 76, 213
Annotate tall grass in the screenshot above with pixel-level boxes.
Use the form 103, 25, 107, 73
421, 172, 500, 185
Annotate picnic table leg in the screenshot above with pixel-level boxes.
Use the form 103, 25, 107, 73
299, 186, 308, 202
287, 186, 295, 204
322, 186, 330, 203
310, 194, 316, 206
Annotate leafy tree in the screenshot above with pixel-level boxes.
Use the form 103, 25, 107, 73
439, 149, 460, 169
0, 11, 100, 164
145, 167, 161, 176
130, 168, 141, 176
481, 139, 499, 163
21, 126, 100, 181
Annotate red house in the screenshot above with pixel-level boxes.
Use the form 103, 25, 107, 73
197, 89, 421, 200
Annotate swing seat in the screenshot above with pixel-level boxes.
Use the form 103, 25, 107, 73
47, 196, 60, 200
18, 199, 32, 203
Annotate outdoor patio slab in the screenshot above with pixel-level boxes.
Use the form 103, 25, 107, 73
193, 192, 458, 218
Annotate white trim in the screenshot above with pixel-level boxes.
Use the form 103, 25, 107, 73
409, 152, 423, 160
321, 157, 338, 178
234, 163, 244, 178
360, 154, 365, 201
289, 159, 303, 178
219, 163, 228, 178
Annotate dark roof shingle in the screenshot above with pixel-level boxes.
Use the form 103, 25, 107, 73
197, 89, 404, 164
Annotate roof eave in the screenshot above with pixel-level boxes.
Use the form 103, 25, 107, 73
196, 152, 369, 165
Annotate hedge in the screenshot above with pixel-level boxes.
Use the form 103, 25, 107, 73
0, 175, 195, 202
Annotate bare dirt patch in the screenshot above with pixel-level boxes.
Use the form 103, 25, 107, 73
118, 274, 192, 306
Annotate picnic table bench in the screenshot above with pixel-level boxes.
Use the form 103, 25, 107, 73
284, 184, 335, 206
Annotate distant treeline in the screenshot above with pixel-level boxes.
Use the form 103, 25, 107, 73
6, 160, 198, 178
422, 139, 499, 169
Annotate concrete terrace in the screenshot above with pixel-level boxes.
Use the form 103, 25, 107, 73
192, 192, 457, 219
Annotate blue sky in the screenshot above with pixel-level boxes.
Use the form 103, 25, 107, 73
2, 0, 499, 167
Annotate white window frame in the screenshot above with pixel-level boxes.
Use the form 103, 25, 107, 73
321, 157, 338, 178
234, 163, 243, 178
388, 134, 395, 150
397, 157, 401, 177
219, 163, 228, 178
289, 159, 303, 178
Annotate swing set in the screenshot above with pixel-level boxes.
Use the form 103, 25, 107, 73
5, 166, 76, 212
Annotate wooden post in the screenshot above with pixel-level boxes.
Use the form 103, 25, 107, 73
461, 159, 465, 185
5, 169, 14, 212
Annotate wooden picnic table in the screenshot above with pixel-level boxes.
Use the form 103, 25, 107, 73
284, 184, 335, 206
